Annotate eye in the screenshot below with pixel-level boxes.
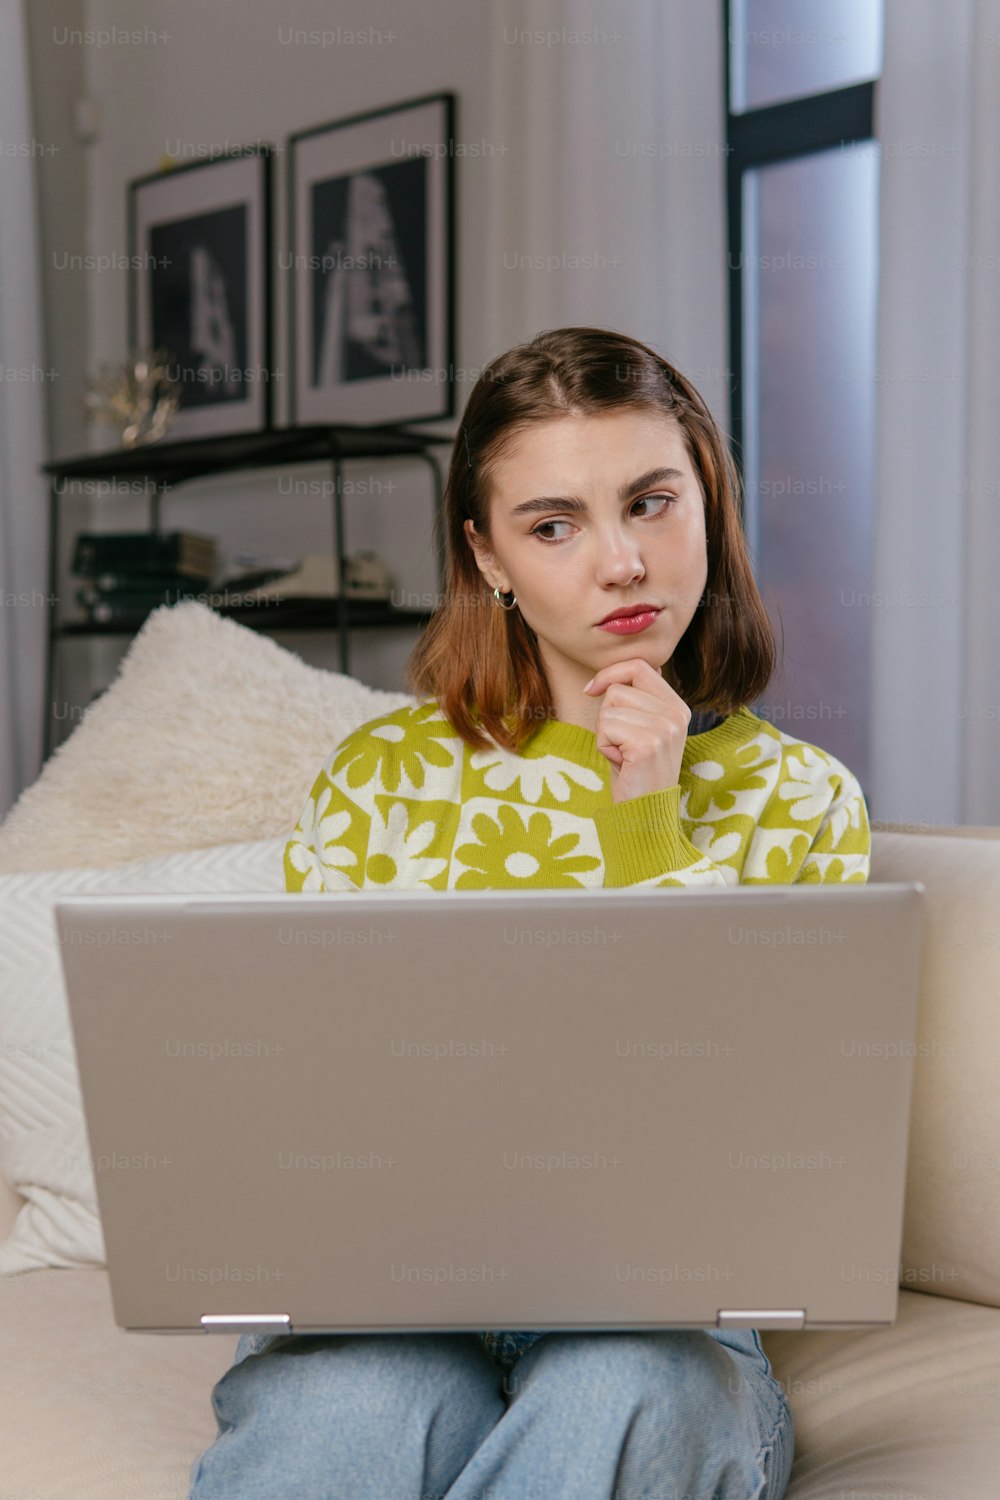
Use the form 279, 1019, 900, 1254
529, 519, 574, 541
529, 493, 676, 542
632, 493, 676, 518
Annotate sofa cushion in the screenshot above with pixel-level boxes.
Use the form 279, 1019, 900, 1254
1, 1268, 998, 1500
0, 836, 287, 1275
762, 1289, 1000, 1498
0, 1267, 237, 1499
0, 600, 416, 873
870, 829, 1000, 1311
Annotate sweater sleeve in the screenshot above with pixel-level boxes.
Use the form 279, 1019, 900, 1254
283, 763, 371, 894
593, 784, 731, 888
593, 752, 871, 889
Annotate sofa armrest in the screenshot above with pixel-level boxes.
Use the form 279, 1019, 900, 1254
871, 822, 1000, 840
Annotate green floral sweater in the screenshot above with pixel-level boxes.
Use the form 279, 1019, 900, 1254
284, 697, 872, 1369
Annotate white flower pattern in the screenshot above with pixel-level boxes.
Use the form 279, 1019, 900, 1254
285, 835, 323, 891
368, 800, 448, 887
470, 749, 604, 804
776, 745, 838, 823
311, 785, 362, 884
687, 825, 743, 865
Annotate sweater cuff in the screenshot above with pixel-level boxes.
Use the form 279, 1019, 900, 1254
594, 785, 704, 887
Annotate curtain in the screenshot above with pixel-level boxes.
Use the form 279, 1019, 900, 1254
0, 0, 48, 819
482, 0, 730, 426
872, 0, 1000, 824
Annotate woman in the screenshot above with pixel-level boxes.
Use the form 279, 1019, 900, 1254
189, 325, 869, 1499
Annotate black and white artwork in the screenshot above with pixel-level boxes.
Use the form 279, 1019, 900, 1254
288, 93, 454, 426
128, 147, 274, 440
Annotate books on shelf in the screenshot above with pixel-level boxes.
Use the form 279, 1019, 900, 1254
74, 582, 204, 624
226, 551, 392, 603
70, 530, 217, 623
76, 570, 210, 596
72, 530, 217, 582
68, 534, 396, 624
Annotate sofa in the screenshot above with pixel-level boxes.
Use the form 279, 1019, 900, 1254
1, 601, 998, 1499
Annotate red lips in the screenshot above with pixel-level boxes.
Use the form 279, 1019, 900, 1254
597, 602, 661, 624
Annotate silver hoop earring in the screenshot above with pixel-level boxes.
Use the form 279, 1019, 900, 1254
493, 585, 517, 610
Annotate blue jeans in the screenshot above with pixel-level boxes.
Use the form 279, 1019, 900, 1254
188, 1325, 794, 1499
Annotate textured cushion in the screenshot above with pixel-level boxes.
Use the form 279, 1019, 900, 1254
870, 829, 1000, 1311
0, 600, 416, 872
0, 836, 287, 1275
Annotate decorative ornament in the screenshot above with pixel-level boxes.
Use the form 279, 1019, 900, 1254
81, 348, 182, 448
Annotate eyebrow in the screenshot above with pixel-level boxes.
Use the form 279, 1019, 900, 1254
508, 466, 686, 518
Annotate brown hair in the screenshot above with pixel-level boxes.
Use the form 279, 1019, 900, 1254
406, 325, 777, 753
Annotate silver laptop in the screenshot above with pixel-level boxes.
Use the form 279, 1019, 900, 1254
52, 883, 925, 1337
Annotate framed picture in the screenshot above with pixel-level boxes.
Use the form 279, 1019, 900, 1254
127, 145, 274, 441
287, 91, 456, 427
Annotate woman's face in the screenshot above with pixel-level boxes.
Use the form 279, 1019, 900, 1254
464, 407, 709, 710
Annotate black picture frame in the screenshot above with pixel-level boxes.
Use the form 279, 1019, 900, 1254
127, 145, 275, 440
287, 91, 456, 427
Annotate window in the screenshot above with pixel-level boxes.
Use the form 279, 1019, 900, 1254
730, 0, 883, 113
726, 0, 884, 789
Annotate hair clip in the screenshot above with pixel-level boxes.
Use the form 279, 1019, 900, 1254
463, 429, 473, 469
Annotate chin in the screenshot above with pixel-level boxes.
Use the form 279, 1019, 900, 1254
609, 643, 673, 666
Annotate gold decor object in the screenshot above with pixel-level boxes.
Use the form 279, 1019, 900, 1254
81, 348, 182, 448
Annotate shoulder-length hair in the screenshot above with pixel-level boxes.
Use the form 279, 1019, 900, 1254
406, 325, 777, 754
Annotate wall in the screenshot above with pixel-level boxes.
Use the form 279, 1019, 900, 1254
26, 0, 726, 729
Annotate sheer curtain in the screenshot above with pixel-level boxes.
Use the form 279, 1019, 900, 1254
872, 0, 1000, 825
0, 0, 48, 819
481, 0, 730, 425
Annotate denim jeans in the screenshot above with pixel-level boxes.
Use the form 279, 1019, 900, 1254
188, 1324, 794, 1499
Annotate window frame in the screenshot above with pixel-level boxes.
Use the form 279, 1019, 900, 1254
723, 1, 878, 480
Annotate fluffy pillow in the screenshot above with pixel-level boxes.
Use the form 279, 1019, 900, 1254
0, 600, 417, 872
0, 835, 289, 1275
871, 829, 1000, 1310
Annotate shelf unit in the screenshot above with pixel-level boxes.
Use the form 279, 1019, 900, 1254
40, 422, 454, 759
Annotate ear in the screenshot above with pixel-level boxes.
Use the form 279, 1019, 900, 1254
463, 518, 504, 592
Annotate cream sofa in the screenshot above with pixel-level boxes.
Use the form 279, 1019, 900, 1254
1, 602, 999, 1498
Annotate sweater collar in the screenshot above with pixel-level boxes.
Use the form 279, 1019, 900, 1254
519, 704, 764, 764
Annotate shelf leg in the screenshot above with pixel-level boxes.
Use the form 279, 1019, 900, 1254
42, 478, 60, 761
331, 454, 349, 675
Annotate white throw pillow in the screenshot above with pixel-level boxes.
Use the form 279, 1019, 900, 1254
0, 600, 417, 873
0, 836, 287, 1275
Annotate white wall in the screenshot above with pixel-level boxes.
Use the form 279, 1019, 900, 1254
50, 0, 727, 728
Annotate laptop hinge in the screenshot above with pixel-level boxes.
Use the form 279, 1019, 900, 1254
717, 1308, 805, 1331
200, 1313, 293, 1334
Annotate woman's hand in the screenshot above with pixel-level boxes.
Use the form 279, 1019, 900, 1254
582, 659, 692, 804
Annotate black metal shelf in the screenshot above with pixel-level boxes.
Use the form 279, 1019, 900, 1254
54, 601, 435, 637
41, 421, 452, 760
42, 421, 454, 486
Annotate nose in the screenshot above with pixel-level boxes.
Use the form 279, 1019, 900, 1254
595, 525, 645, 587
